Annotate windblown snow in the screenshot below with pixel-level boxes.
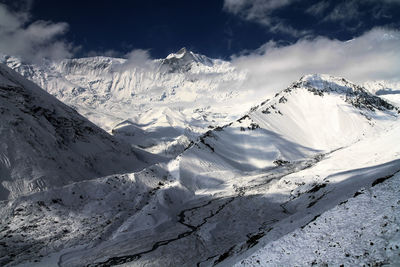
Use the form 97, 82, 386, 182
0, 49, 399, 267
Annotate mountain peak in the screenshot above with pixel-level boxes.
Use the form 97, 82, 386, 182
162, 47, 213, 72
276, 73, 398, 112
166, 47, 191, 60
176, 47, 188, 56
286, 73, 367, 96
300, 74, 356, 91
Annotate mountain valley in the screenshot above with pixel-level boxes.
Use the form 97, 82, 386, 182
0, 49, 400, 266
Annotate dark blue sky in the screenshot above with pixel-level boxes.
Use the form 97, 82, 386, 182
4, 0, 400, 59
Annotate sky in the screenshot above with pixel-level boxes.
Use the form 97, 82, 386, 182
0, 0, 399, 59
0, 0, 400, 86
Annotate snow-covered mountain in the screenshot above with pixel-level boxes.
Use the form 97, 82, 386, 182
7, 49, 398, 161
1, 70, 399, 266
161, 47, 214, 72
1, 50, 251, 158
0, 63, 150, 200
178, 74, 398, 179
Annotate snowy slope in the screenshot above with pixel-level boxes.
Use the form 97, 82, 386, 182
176, 74, 398, 186
0, 50, 250, 158
234, 172, 400, 267
0, 63, 148, 200
1, 73, 399, 267
230, 121, 400, 267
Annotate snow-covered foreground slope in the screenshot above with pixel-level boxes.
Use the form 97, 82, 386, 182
1, 50, 251, 158
225, 115, 400, 266
234, 171, 400, 267
1, 74, 399, 266
0, 63, 150, 200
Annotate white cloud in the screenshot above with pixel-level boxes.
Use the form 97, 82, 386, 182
322, 0, 400, 23
224, 0, 400, 36
324, 1, 360, 23
305, 1, 330, 17
223, 0, 305, 36
231, 28, 400, 96
124, 49, 155, 69
0, 3, 75, 62
110, 49, 156, 72
0, 3, 28, 31
223, 0, 293, 24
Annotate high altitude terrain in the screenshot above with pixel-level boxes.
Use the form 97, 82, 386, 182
1, 48, 249, 158
0, 49, 399, 266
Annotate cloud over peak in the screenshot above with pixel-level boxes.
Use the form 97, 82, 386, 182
231, 28, 400, 95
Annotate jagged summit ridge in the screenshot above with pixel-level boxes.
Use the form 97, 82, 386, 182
162, 47, 214, 72
299, 74, 359, 93
278, 74, 398, 112
166, 47, 189, 59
